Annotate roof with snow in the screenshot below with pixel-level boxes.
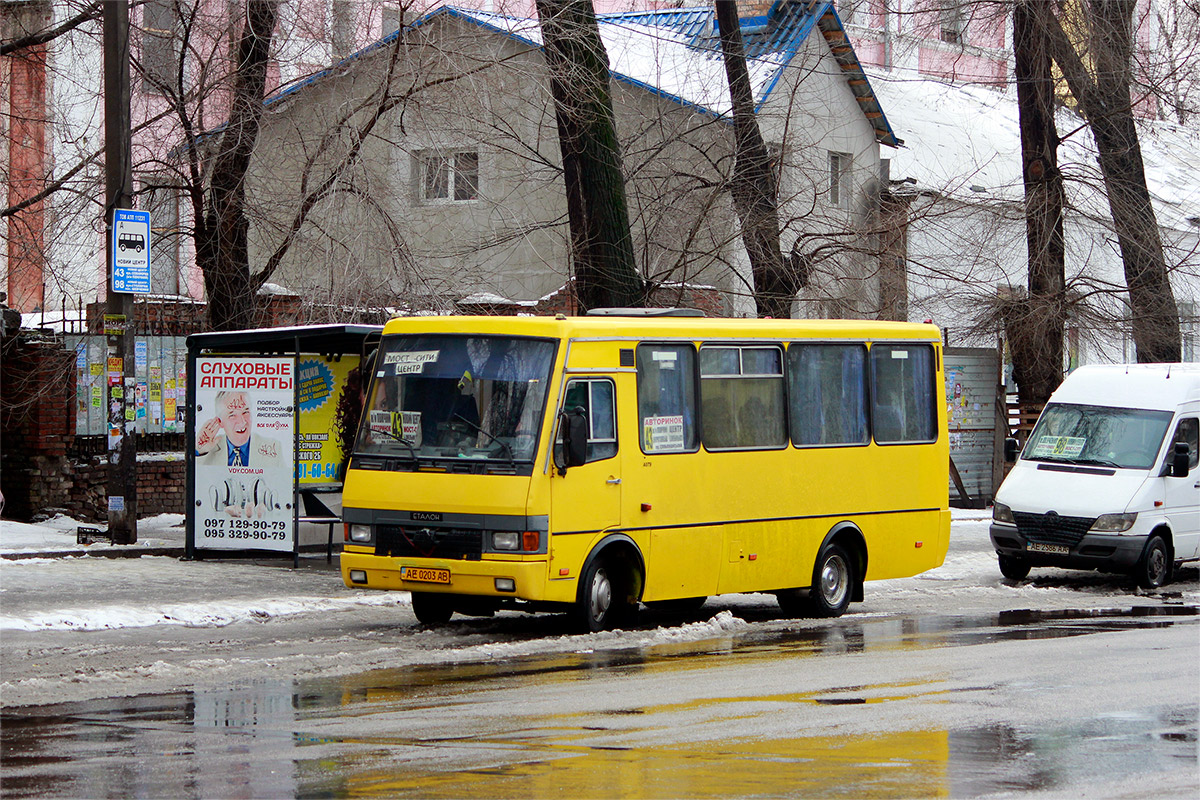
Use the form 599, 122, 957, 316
265, 1, 900, 147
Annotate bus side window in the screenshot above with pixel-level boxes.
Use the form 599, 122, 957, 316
636, 343, 699, 453
699, 345, 786, 450
557, 378, 617, 463
787, 343, 868, 446
871, 344, 937, 444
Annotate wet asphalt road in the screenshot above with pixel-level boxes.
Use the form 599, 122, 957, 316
3, 603, 1196, 798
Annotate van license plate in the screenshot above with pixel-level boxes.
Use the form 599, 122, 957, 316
1028, 543, 1068, 555
400, 566, 451, 584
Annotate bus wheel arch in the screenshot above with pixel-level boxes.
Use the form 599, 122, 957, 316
822, 522, 867, 604
574, 534, 644, 632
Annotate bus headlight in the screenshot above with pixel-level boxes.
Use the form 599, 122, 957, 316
493, 531, 520, 551
992, 502, 1015, 525
348, 524, 373, 543
1090, 513, 1137, 533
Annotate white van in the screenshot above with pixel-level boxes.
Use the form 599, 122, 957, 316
991, 363, 1199, 588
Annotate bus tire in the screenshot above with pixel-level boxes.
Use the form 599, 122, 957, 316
807, 541, 854, 618
411, 592, 454, 625
575, 556, 635, 633
1132, 534, 1172, 589
998, 554, 1031, 581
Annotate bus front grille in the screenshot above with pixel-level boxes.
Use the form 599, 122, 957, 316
376, 525, 482, 560
1012, 512, 1097, 547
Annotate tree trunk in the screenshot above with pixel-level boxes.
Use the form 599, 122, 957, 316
714, 0, 794, 319
1010, 0, 1066, 406
535, 0, 643, 312
195, 0, 280, 331
1043, 0, 1181, 363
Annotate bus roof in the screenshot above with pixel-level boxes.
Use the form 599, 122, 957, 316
1050, 363, 1200, 410
379, 315, 942, 342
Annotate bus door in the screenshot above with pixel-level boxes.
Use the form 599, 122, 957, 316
550, 376, 622, 545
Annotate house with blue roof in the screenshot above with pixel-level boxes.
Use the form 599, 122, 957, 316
246, 1, 903, 317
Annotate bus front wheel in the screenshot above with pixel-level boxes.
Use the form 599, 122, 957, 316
411, 592, 454, 625
1133, 535, 1172, 589
807, 541, 854, 618
575, 557, 636, 633
998, 554, 1030, 581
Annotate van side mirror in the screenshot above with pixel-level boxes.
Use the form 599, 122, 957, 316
1170, 441, 1191, 477
557, 407, 589, 473
1004, 437, 1019, 464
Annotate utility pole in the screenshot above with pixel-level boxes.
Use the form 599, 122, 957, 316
104, 0, 137, 543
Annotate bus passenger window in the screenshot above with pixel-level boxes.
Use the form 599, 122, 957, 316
870, 344, 936, 444
636, 344, 698, 453
558, 378, 617, 462
699, 345, 786, 450
787, 344, 868, 446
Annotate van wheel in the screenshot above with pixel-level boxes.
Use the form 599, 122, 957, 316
575, 557, 636, 632
998, 554, 1031, 581
807, 542, 854, 618
1133, 535, 1172, 589
411, 592, 454, 625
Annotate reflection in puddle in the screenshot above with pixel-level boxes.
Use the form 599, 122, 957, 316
1, 606, 1195, 798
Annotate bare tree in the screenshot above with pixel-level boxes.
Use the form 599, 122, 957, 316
1041, 0, 1182, 363
535, 0, 643, 311
714, 0, 796, 319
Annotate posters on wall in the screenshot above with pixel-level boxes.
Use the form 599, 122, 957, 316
193, 356, 295, 552
296, 355, 361, 485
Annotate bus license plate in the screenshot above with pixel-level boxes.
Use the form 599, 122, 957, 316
400, 566, 451, 584
1028, 543, 1068, 555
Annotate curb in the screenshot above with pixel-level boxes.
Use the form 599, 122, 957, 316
1, 547, 187, 560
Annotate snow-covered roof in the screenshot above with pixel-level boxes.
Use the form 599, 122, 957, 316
265, 1, 899, 146
869, 69, 1200, 233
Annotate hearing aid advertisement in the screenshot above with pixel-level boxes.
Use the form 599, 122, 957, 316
193, 356, 295, 551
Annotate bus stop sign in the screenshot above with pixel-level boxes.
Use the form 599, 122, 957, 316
112, 208, 151, 293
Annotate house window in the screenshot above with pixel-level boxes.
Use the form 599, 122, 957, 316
419, 151, 480, 203
142, 0, 178, 91
940, 3, 965, 44
829, 151, 852, 208
1181, 301, 1197, 362
839, 0, 861, 26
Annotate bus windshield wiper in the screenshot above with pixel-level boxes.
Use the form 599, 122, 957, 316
453, 413, 517, 465
1073, 457, 1122, 468
371, 428, 422, 464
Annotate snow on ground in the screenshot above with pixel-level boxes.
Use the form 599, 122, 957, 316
0, 513, 186, 555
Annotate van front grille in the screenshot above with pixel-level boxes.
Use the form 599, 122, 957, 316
377, 525, 482, 560
1013, 511, 1096, 547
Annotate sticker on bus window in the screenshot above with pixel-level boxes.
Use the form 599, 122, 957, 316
644, 414, 685, 452
383, 350, 439, 374
891, 350, 909, 359
651, 351, 677, 370
1029, 435, 1085, 459
369, 410, 422, 445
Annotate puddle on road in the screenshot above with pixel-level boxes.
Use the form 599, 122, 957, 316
2, 605, 1196, 798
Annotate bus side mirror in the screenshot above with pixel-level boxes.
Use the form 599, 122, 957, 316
1170, 441, 1191, 477
1004, 437, 1019, 463
557, 407, 589, 473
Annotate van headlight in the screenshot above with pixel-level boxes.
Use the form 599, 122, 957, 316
1090, 513, 1137, 533
493, 531, 520, 551
992, 502, 1015, 525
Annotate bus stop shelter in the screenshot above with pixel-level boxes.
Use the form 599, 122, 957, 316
184, 324, 381, 565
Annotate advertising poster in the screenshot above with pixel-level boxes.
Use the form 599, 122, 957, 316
296, 355, 361, 485
193, 356, 295, 552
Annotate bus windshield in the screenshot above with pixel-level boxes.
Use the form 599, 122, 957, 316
1023, 402, 1174, 470
356, 335, 556, 464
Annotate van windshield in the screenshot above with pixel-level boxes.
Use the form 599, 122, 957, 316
356, 335, 556, 465
1023, 403, 1174, 470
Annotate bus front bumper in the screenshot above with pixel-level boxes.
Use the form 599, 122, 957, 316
340, 550, 552, 600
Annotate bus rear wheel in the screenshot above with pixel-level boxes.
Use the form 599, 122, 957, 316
411, 592, 454, 625
807, 541, 854, 618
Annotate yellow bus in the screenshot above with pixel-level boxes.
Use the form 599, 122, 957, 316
340, 312, 950, 631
